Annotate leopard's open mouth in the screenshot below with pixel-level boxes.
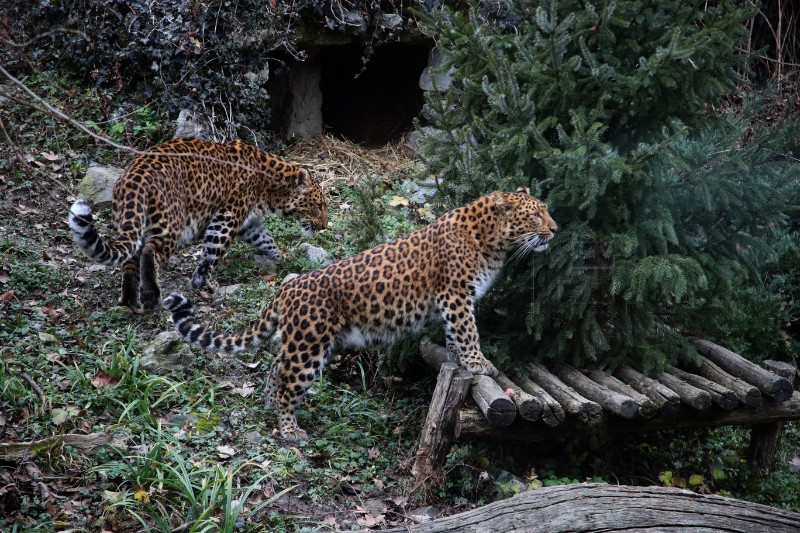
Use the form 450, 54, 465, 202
531, 234, 552, 253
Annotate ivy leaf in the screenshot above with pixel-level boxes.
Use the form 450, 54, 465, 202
51, 408, 70, 425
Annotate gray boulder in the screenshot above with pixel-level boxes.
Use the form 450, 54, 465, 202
419, 48, 455, 92
76, 165, 123, 208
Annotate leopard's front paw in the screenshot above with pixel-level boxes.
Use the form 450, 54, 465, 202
461, 356, 499, 377
191, 270, 218, 292
280, 426, 308, 443
267, 249, 286, 263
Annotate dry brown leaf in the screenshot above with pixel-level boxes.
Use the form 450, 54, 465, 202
91, 369, 118, 388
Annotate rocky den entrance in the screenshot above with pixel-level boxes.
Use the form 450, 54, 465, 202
268, 42, 434, 146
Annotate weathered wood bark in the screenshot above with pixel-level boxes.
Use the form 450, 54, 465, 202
690, 338, 793, 401
512, 374, 565, 427
694, 357, 761, 407
457, 391, 800, 441
0, 432, 122, 460
748, 360, 797, 469
495, 371, 543, 422
669, 366, 738, 410
419, 337, 453, 368
418, 339, 515, 427
657, 371, 712, 410
557, 365, 638, 419
411, 362, 472, 503
382, 483, 800, 532
587, 370, 658, 418
613, 366, 681, 416
470, 375, 516, 427
527, 363, 602, 425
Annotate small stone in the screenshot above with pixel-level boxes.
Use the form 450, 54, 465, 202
405, 127, 442, 152
241, 431, 265, 445
401, 179, 437, 205
281, 273, 300, 285
409, 506, 440, 523
342, 11, 366, 34
76, 165, 124, 208
215, 284, 241, 298
173, 109, 210, 139
140, 331, 196, 372
298, 243, 333, 266
494, 468, 528, 492
364, 499, 387, 515
378, 14, 403, 30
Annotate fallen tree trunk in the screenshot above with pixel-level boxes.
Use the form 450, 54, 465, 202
383, 483, 800, 532
0, 432, 122, 460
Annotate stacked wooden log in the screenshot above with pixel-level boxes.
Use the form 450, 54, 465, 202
413, 337, 797, 503
418, 338, 799, 441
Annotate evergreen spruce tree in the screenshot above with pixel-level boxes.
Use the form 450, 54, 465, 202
418, 0, 800, 371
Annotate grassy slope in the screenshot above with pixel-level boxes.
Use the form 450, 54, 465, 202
1, 73, 798, 531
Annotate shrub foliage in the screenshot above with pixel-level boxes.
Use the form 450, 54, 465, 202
419, 0, 800, 370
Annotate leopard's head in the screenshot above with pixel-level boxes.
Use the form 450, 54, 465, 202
285, 168, 329, 233
493, 187, 557, 254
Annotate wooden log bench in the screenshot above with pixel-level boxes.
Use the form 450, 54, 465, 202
412, 337, 798, 500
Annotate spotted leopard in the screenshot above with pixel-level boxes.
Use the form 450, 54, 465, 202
68, 138, 328, 311
164, 189, 557, 441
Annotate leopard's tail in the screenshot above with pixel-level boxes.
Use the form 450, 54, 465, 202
163, 293, 279, 353
68, 199, 143, 267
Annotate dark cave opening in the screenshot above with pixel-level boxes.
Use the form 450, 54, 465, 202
318, 42, 430, 146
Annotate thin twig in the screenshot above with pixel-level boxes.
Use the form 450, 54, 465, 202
0, 27, 89, 49
19, 372, 49, 413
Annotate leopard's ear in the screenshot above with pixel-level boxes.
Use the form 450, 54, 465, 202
492, 192, 513, 215
515, 186, 530, 195
294, 168, 311, 190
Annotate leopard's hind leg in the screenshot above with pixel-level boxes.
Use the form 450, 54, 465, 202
272, 318, 337, 442
140, 233, 178, 310
120, 254, 141, 309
